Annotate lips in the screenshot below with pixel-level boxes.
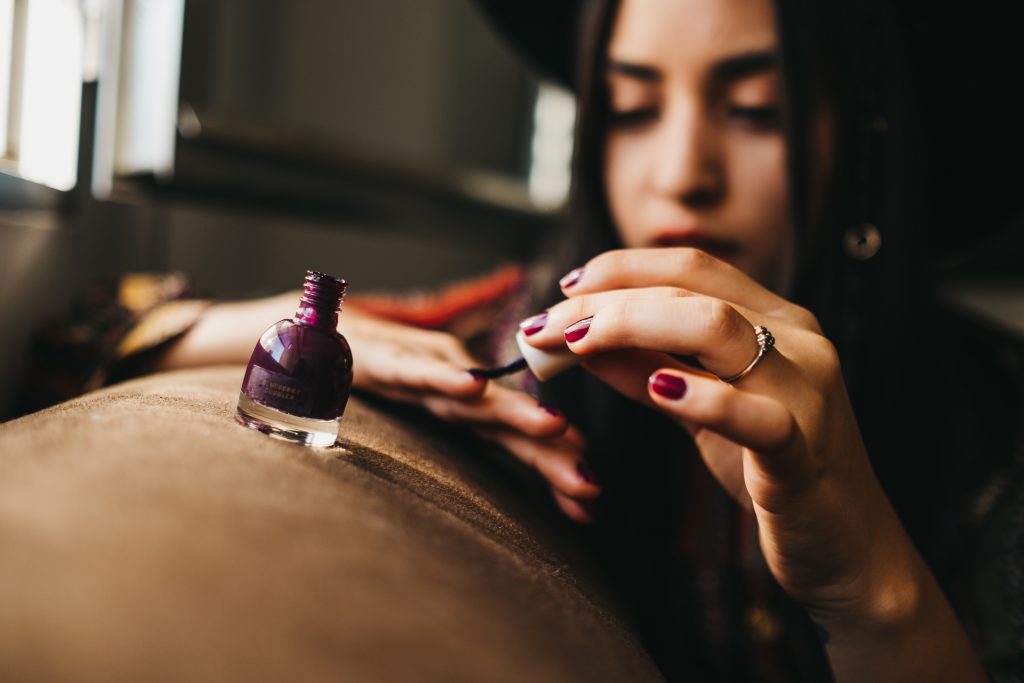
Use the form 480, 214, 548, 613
652, 230, 741, 258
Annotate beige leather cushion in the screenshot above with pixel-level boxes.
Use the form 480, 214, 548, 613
0, 367, 664, 682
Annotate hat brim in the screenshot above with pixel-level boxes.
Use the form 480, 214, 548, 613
472, 0, 582, 88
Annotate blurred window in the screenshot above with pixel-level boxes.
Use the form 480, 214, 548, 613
2, 1, 539, 210
18, 0, 84, 190
0, 0, 184, 195
108, 0, 184, 184
0, 0, 12, 158
1, 0, 83, 191
528, 82, 576, 210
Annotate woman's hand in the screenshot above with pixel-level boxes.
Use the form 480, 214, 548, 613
521, 248, 986, 681
341, 311, 601, 523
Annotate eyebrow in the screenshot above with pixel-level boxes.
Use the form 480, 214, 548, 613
606, 60, 661, 81
606, 49, 779, 84
711, 50, 778, 82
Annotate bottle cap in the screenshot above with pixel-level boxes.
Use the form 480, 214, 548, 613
301, 271, 347, 311
515, 330, 580, 381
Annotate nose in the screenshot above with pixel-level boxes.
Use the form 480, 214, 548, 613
651, 101, 724, 208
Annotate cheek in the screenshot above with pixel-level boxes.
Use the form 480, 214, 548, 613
730, 137, 790, 242
726, 136, 792, 284
603, 136, 647, 247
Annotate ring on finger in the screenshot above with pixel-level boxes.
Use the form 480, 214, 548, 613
718, 325, 775, 384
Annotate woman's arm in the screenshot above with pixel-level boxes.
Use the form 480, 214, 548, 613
153, 292, 299, 371
816, 506, 987, 682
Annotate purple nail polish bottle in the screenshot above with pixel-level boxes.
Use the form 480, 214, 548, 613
236, 271, 353, 447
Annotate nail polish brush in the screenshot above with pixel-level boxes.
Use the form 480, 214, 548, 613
468, 331, 580, 382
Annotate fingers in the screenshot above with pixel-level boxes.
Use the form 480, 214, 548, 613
519, 286, 698, 344
348, 321, 601, 522
559, 247, 790, 315
553, 490, 596, 524
646, 368, 813, 492
576, 348, 692, 406
366, 376, 599, 509
537, 295, 779, 391
369, 383, 599, 521
419, 385, 570, 439
368, 380, 570, 440
475, 424, 600, 502
358, 343, 488, 398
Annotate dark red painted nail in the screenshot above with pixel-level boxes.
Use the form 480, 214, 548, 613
560, 267, 584, 289
539, 402, 563, 418
564, 316, 592, 343
519, 312, 548, 336
577, 461, 599, 485
650, 372, 688, 400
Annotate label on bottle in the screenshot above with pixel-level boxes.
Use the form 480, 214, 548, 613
245, 365, 316, 416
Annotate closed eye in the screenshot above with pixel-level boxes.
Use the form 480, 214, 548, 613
727, 105, 781, 130
609, 106, 659, 128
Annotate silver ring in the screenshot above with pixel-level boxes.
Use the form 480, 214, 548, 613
719, 325, 775, 384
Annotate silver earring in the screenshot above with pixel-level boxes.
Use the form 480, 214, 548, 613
843, 222, 882, 260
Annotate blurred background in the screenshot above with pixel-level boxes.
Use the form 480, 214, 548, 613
0, 0, 578, 417
0, 0, 1022, 419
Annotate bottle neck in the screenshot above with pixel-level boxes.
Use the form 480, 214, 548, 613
294, 271, 346, 329
294, 302, 339, 329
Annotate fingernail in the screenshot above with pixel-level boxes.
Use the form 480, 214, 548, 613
538, 402, 562, 418
564, 316, 592, 343
560, 267, 584, 289
519, 312, 549, 336
577, 461, 599, 485
467, 370, 487, 381
649, 372, 688, 400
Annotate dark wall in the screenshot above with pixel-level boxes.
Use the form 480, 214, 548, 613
178, 0, 536, 177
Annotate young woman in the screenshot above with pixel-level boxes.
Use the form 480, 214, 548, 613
506, 0, 994, 679
31, 0, 1020, 679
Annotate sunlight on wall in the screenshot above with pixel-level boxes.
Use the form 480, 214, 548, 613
18, 0, 83, 191
0, 0, 13, 157
114, 0, 184, 180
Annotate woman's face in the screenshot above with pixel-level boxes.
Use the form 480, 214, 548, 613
603, 0, 792, 291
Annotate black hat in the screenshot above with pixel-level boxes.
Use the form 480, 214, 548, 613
472, 0, 583, 87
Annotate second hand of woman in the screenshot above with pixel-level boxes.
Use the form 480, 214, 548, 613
521, 246, 986, 683
341, 309, 600, 522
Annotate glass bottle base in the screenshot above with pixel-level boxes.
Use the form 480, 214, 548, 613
235, 392, 339, 447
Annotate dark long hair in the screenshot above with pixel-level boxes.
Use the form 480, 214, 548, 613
537, 0, 1021, 675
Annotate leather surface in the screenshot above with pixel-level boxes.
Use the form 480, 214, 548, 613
0, 366, 664, 682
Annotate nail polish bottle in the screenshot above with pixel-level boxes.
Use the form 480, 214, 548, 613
236, 271, 353, 447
